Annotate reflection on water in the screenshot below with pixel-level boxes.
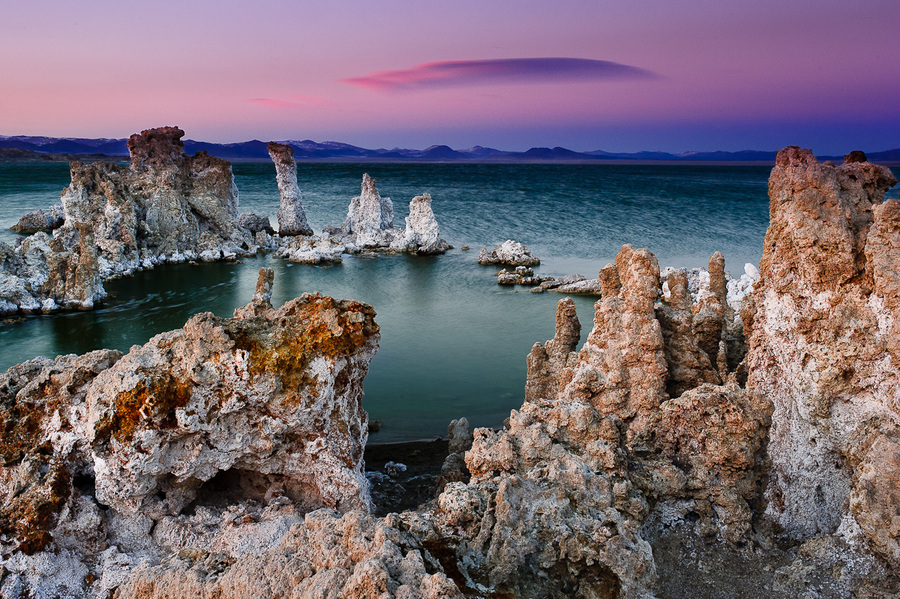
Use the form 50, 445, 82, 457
0, 162, 776, 441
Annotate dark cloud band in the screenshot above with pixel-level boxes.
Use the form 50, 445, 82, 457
342, 57, 656, 91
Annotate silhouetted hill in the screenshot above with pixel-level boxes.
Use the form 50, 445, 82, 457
1, 134, 897, 164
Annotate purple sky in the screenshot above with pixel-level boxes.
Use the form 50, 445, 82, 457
2, 0, 899, 153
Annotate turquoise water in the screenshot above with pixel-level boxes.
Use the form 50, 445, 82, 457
0, 161, 773, 441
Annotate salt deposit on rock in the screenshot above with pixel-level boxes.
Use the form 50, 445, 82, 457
340, 173, 396, 248
0, 270, 382, 598
276, 235, 345, 264
268, 142, 313, 237
390, 193, 451, 254
747, 147, 900, 557
0, 126, 256, 314
9, 204, 64, 234
316, 174, 449, 255
477, 239, 540, 266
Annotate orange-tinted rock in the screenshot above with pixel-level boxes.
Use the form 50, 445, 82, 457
87, 280, 379, 517
747, 146, 900, 552
559, 245, 668, 440
0, 272, 382, 597
524, 297, 581, 403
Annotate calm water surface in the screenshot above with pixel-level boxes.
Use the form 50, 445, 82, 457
0, 161, 773, 441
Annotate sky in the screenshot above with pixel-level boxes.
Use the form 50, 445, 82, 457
2, 0, 899, 153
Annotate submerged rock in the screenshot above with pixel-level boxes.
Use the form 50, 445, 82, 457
477, 239, 540, 266
268, 141, 313, 237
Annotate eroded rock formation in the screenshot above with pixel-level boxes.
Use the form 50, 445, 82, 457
477, 239, 540, 266
4, 146, 900, 598
303, 174, 450, 258
0, 270, 381, 598
268, 142, 313, 237
391, 193, 451, 255
340, 173, 396, 247
746, 147, 900, 561
0, 126, 257, 314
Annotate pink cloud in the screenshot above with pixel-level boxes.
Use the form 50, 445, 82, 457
342, 57, 656, 91
249, 95, 328, 108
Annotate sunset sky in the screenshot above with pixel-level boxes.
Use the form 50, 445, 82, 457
2, 0, 899, 153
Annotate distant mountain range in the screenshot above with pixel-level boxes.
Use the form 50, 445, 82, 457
2, 134, 899, 164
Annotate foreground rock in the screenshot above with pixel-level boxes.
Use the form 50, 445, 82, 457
747, 147, 900, 565
4, 146, 900, 598
0, 126, 257, 314
0, 270, 383, 598
477, 239, 540, 266
268, 142, 313, 237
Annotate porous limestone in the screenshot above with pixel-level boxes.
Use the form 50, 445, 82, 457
477, 239, 540, 266
0, 126, 256, 314
268, 142, 313, 237
0, 270, 382, 598
340, 173, 396, 248
746, 147, 900, 555
390, 193, 451, 254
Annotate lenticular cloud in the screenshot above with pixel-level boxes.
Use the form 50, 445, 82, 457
342, 57, 656, 91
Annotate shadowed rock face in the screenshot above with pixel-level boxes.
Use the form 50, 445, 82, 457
747, 147, 900, 551
267, 141, 313, 237
9, 205, 64, 234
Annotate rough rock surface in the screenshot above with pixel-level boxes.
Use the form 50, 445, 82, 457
477, 239, 540, 266
0, 270, 382, 598
496, 265, 547, 286
115, 510, 463, 599
276, 236, 345, 264
0, 126, 256, 314
10, 204, 64, 234
390, 193, 450, 254
746, 147, 900, 562
268, 142, 313, 237
412, 244, 763, 598
5, 146, 900, 598
340, 173, 396, 248
303, 174, 450, 256
237, 212, 274, 235
524, 296, 581, 403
